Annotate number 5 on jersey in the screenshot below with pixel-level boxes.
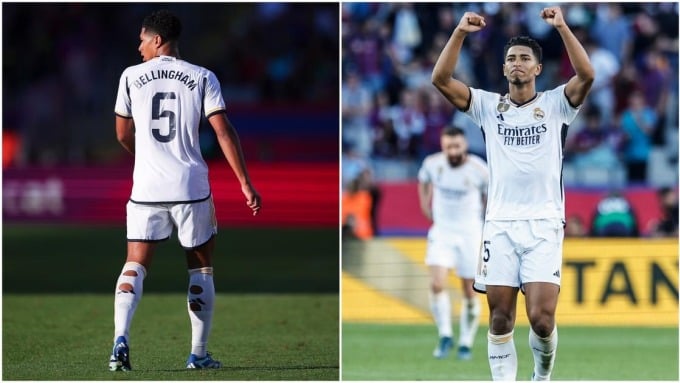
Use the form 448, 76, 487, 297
152, 92, 177, 142
482, 240, 491, 262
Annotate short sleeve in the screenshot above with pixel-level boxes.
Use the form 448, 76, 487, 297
417, 161, 431, 183
464, 87, 498, 130
114, 69, 132, 118
554, 84, 580, 124
204, 70, 226, 118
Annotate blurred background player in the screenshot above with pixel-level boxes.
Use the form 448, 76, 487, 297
417, 126, 488, 360
432, 6, 593, 381
110, 10, 261, 371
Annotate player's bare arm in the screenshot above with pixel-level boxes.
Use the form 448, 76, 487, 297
542, 6, 594, 107
418, 181, 433, 221
208, 112, 262, 216
432, 12, 486, 111
115, 116, 135, 154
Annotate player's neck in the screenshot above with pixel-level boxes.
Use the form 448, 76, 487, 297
507, 83, 537, 106
156, 45, 180, 59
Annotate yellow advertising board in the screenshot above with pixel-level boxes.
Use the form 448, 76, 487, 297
558, 238, 677, 326
343, 238, 678, 327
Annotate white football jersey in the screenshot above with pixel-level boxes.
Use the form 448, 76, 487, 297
464, 84, 579, 220
115, 56, 226, 203
418, 152, 488, 230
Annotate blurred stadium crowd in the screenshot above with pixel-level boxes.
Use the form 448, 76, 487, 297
3, 3, 338, 167
342, 2, 678, 189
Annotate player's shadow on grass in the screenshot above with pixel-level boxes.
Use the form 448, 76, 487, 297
154, 364, 339, 372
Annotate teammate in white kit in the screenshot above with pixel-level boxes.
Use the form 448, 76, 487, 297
418, 126, 488, 361
432, 6, 593, 381
109, 10, 261, 371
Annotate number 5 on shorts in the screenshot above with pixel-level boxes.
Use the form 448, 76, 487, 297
482, 240, 491, 262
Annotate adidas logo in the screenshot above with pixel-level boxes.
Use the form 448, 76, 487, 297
553, 270, 561, 278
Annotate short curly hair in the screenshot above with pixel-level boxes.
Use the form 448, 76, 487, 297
503, 36, 543, 63
142, 10, 182, 42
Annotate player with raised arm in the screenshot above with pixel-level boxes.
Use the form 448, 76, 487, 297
109, 10, 261, 371
418, 126, 488, 361
432, 6, 593, 381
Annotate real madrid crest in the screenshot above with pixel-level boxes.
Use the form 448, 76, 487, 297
533, 107, 545, 120
497, 95, 510, 113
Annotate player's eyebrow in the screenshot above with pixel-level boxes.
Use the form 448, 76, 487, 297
506, 53, 533, 59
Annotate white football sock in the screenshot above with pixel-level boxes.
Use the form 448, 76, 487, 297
458, 297, 481, 348
113, 262, 146, 341
529, 326, 558, 380
429, 291, 452, 338
187, 267, 215, 358
488, 330, 517, 381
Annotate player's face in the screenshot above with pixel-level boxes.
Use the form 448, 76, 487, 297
138, 28, 159, 62
441, 134, 467, 167
503, 45, 542, 85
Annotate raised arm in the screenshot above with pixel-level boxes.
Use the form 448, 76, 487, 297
431, 12, 486, 111
541, 6, 594, 107
209, 112, 261, 216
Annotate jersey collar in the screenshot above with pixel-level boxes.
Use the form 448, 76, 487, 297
507, 92, 541, 108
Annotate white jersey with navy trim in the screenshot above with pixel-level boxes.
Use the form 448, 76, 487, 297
418, 152, 488, 231
115, 55, 226, 203
464, 84, 579, 220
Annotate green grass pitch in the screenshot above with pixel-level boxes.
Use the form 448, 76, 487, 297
3, 224, 339, 380
342, 323, 678, 380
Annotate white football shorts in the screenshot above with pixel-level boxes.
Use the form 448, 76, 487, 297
474, 219, 564, 293
126, 196, 217, 249
425, 224, 482, 279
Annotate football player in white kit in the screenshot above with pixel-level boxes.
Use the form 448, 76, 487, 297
418, 126, 488, 361
109, 10, 261, 371
432, 6, 593, 381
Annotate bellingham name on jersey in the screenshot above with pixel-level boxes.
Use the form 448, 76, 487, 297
131, 69, 198, 91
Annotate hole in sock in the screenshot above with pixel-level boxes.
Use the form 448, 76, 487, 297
118, 283, 134, 293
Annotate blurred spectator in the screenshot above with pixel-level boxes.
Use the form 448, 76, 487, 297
391, 3, 422, 65
341, 168, 381, 240
564, 107, 622, 170
582, 38, 620, 124
565, 214, 587, 237
612, 61, 642, 116
342, 71, 374, 157
620, 90, 657, 183
647, 187, 679, 238
590, 191, 640, 237
639, 48, 672, 146
590, 4, 632, 62
391, 88, 426, 159
371, 91, 399, 158
421, 89, 454, 155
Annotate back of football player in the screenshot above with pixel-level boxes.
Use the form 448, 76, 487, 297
110, 9, 261, 371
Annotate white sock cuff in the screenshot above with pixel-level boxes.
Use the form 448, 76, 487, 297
488, 330, 514, 345
188, 267, 213, 275
530, 326, 557, 342
122, 262, 147, 278
431, 290, 449, 302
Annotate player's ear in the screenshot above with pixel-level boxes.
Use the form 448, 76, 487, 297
535, 63, 543, 76
152, 34, 163, 48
